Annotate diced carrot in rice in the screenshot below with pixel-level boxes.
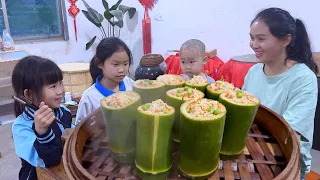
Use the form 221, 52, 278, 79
140, 99, 174, 115
186, 75, 208, 86
208, 81, 235, 93
167, 87, 203, 101
102, 92, 140, 108
223, 89, 259, 104
157, 74, 185, 85
186, 98, 225, 118
135, 79, 164, 88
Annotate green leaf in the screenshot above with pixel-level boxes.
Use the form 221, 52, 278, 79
119, 5, 136, 19
119, 5, 129, 13
104, 10, 113, 21
86, 36, 97, 50
110, 0, 122, 10
127, 8, 136, 19
110, 10, 123, 21
82, 10, 102, 27
114, 20, 124, 28
108, 20, 115, 26
102, 0, 109, 10
110, 10, 124, 28
81, 0, 104, 24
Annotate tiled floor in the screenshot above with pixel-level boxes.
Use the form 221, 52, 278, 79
0, 114, 20, 180
0, 114, 319, 179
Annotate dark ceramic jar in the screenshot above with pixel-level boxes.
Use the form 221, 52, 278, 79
135, 54, 164, 80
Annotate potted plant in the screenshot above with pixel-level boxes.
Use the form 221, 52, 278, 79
81, 0, 137, 50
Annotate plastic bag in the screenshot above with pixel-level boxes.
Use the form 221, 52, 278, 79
159, 61, 167, 73
2, 29, 15, 51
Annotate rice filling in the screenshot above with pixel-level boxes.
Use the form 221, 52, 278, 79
186, 75, 208, 86
185, 99, 225, 118
135, 79, 163, 88
223, 89, 259, 104
102, 92, 140, 108
157, 74, 185, 85
208, 81, 235, 93
140, 99, 173, 115
168, 87, 203, 101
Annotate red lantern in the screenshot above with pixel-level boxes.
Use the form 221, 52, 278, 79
68, 0, 80, 41
138, 0, 158, 55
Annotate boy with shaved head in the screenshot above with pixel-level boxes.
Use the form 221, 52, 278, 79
179, 39, 215, 83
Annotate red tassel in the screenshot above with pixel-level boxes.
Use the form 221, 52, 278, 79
73, 19, 78, 41
139, 0, 157, 55
138, 0, 158, 10
68, 0, 79, 41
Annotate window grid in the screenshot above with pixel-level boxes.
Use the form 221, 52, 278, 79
0, 0, 69, 41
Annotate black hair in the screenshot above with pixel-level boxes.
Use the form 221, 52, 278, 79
180, 39, 206, 57
12, 56, 63, 117
90, 37, 133, 82
89, 55, 100, 85
251, 7, 318, 74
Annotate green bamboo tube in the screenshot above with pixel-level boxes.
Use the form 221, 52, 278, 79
156, 74, 185, 91
206, 81, 235, 100
133, 79, 166, 104
136, 99, 175, 176
185, 75, 209, 93
100, 91, 141, 163
179, 98, 226, 179
166, 87, 204, 142
218, 90, 260, 157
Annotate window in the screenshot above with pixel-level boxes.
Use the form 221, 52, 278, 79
0, 0, 68, 40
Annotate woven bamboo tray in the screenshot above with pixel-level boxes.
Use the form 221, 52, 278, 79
63, 105, 300, 180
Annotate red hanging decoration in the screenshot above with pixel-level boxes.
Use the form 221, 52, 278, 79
68, 0, 80, 41
138, 0, 158, 55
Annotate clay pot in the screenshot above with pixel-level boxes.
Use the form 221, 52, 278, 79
135, 54, 164, 80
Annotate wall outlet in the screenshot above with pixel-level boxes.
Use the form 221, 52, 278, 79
154, 14, 163, 21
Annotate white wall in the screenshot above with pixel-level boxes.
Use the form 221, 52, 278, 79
16, 0, 320, 75
149, 0, 320, 61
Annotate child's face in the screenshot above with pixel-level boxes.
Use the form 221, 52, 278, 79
99, 50, 129, 83
250, 19, 289, 64
180, 49, 206, 77
42, 81, 65, 109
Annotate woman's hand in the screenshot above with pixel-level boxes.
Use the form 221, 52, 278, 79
34, 102, 56, 135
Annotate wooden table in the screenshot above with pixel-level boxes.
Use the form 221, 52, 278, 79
36, 163, 69, 180
306, 171, 320, 180
65, 104, 78, 118
36, 162, 319, 180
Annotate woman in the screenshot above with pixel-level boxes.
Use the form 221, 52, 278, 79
243, 8, 318, 179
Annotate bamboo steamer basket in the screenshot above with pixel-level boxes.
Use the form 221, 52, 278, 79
63, 105, 300, 180
58, 62, 92, 94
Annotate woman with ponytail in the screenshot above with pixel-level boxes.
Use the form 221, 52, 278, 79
243, 8, 318, 179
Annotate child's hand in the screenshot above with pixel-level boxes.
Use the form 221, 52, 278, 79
34, 102, 56, 135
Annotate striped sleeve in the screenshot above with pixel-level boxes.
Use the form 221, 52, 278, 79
35, 128, 56, 144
